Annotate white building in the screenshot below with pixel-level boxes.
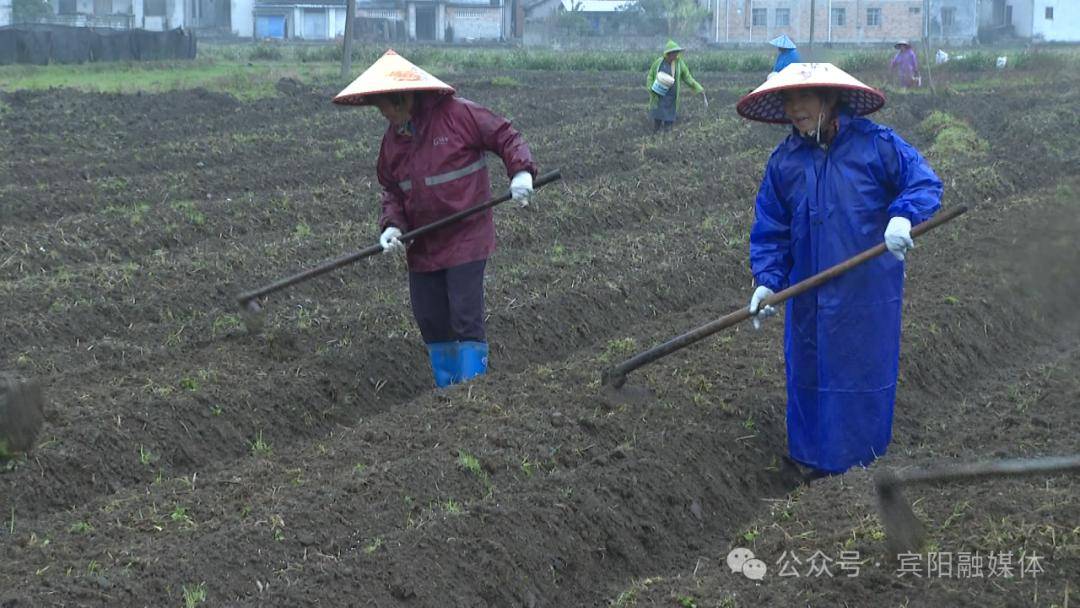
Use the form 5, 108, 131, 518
705, 0, 978, 46
12, 0, 513, 38
13, 0, 231, 31
232, 0, 348, 39
980, 0, 1080, 41
350, 0, 508, 42
33, 0, 187, 30
230, 0, 509, 41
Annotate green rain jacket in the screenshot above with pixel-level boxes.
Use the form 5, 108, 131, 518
647, 40, 705, 111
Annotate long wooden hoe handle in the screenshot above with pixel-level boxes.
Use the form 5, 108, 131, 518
881, 454, 1080, 488
236, 170, 562, 307
603, 205, 969, 388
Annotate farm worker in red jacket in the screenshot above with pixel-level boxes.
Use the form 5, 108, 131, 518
737, 63, 942, 479
333, 50, 538, 388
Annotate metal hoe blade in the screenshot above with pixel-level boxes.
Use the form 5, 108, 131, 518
874, 470, 926, 557
0, 376, 45, 458
875, 455, 1080, 556
240, 299, 265, 334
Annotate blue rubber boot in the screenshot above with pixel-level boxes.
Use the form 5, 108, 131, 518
457, 341, 489, 383
426, 342, 459, 388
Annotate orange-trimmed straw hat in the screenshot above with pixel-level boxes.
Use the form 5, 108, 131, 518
333, 49, 454, 106
736, 62, 886, 124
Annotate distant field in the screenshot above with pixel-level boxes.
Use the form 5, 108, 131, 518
1, 63, 1078, 606
1, 42, 1078, 98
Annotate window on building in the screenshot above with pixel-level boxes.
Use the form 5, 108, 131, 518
775, 8, 790, 27
1045, 6, 1053, 19
866, 7, 881, 26
941, 7, 955, 27
752, 7, 767, 26
909, 6, 920, 15
831, 7, 845, 26
58, 0, 76, 13
145, 0, 166, 16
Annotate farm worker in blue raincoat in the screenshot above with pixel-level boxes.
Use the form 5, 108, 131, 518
647, 40, 706, 132
333, 50, 537, 388
768, 34, 801, 77
736, 63, 943, 477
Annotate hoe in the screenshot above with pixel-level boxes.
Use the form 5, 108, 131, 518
875, 455, 1080, 555
0, 375, 44, 460
236, 170, 562, 332
602, 205, 968, 396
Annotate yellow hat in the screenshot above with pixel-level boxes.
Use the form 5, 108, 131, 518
333, 49, 454, 106
736, 62, 885, 124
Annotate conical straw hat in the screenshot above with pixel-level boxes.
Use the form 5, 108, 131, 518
769, 34, 796, 49
736, 62, 885, 124
333, 49, 454, 106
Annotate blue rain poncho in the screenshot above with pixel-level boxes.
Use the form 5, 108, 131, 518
773, 48, 802, 73
750, 109, 943, 473
769, 34, 799, 73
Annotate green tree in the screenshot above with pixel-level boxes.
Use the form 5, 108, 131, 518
555, 3, 594, 36
13, 0, 53, 22
638, 0, 709, 36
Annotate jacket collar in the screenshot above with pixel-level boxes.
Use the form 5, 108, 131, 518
389, 93, 453, 139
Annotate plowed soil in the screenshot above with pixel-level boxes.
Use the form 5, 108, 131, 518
1, 68, 1077, 607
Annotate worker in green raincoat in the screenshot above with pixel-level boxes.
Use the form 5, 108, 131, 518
647, 40, 706, 132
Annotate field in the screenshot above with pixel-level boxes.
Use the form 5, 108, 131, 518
1, 49, 1078, 607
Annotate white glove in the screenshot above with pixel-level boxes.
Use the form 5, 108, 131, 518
379, 226, 404, 254
884, 216, 914, 261
748, 285, 777, 330
510, 171, 534, 208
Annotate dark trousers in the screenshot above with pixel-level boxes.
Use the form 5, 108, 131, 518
653, 119, 674, 132
408, 259, 486, 344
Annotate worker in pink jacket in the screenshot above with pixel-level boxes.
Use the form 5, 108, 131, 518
334, 50, 538, 388
890, 41, 920, 88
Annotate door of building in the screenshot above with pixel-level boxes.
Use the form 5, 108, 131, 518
256, 14, 286, 39
415, 5, 436, 40
303, 9, 327, 39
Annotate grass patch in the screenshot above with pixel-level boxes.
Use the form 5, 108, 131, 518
104, 202, 152, 226
839, 50, 892, 72
918, 111, 988, 160
69, 521, 94, 534
5, 44, 1078, 99
249, 431, 272, 457
211, 313, 243, 337
612, 576, 663, 607
457, 449, 494, 496
602, 337, 637, 362
293, 222, 313, 239
0, 59, 337, 100
182, 582, 207, 607
171, 201, 207, 226
138, 445, 157, 466
490, 76, 521, 88
363, 536, 384, 553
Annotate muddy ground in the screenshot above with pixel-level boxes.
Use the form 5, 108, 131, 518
0, 67, 1077, 607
